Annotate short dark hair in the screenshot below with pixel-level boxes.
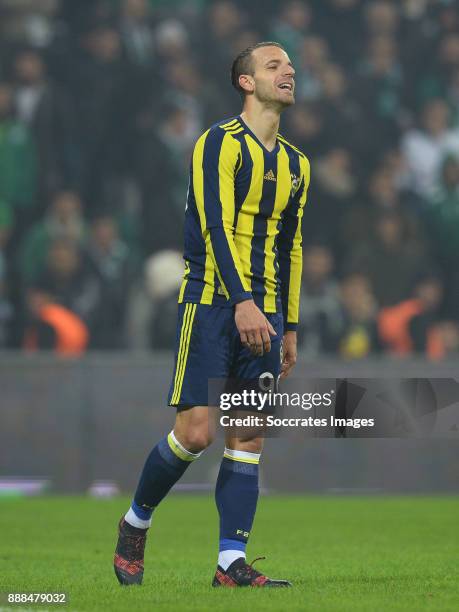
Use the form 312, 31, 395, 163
231, 41, 286, 96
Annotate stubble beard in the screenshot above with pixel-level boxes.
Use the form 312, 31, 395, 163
254, 83, 295, 112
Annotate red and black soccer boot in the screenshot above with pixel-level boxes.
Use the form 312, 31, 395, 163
114, 518, 148, 585
212, 556, 292, 588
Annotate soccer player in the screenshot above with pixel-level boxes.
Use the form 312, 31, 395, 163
114, 41, 310, 588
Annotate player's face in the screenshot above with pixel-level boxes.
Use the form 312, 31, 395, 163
250, 46, 295, 107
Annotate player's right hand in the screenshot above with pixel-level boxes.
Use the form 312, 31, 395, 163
235, 299, 277, 356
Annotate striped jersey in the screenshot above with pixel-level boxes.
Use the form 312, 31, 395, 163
178, 115, 310, 331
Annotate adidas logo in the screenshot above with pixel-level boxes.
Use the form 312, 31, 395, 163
263, 169, 276, 181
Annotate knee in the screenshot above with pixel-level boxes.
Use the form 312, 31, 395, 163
228, 436, 264, 455
175, 427, 215, 454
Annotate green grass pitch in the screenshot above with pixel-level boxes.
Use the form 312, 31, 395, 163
0, 495, 458, 611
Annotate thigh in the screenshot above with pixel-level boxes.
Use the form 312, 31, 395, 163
168, 303, 233, 407
175, 405, 214, 429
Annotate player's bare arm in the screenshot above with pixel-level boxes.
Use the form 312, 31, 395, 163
281, 330, 297, 379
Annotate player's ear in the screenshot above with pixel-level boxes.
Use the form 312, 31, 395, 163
239, 74, 254, 95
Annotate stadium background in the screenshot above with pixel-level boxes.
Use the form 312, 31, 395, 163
0, 0, 459, 359
1, 0, 459, 489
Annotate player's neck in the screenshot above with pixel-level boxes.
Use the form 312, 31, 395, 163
240, 106, 280, 152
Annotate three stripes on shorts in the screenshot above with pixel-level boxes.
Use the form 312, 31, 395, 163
171, 303, 197, 404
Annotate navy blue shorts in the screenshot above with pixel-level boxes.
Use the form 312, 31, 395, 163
167, 303, 284, 407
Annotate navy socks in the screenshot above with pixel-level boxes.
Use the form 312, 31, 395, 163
125, 431, 202, 529
125, 433, 261, 569
215, 448, 261, 569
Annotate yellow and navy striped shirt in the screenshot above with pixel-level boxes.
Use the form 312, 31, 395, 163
178, 115, 310, 331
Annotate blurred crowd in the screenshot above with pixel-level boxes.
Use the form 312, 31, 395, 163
0, 0, 459, 359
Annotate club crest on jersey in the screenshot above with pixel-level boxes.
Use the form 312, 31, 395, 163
290, 173, 300, 196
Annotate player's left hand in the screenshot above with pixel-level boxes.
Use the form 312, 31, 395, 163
280, 331, 297, 379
